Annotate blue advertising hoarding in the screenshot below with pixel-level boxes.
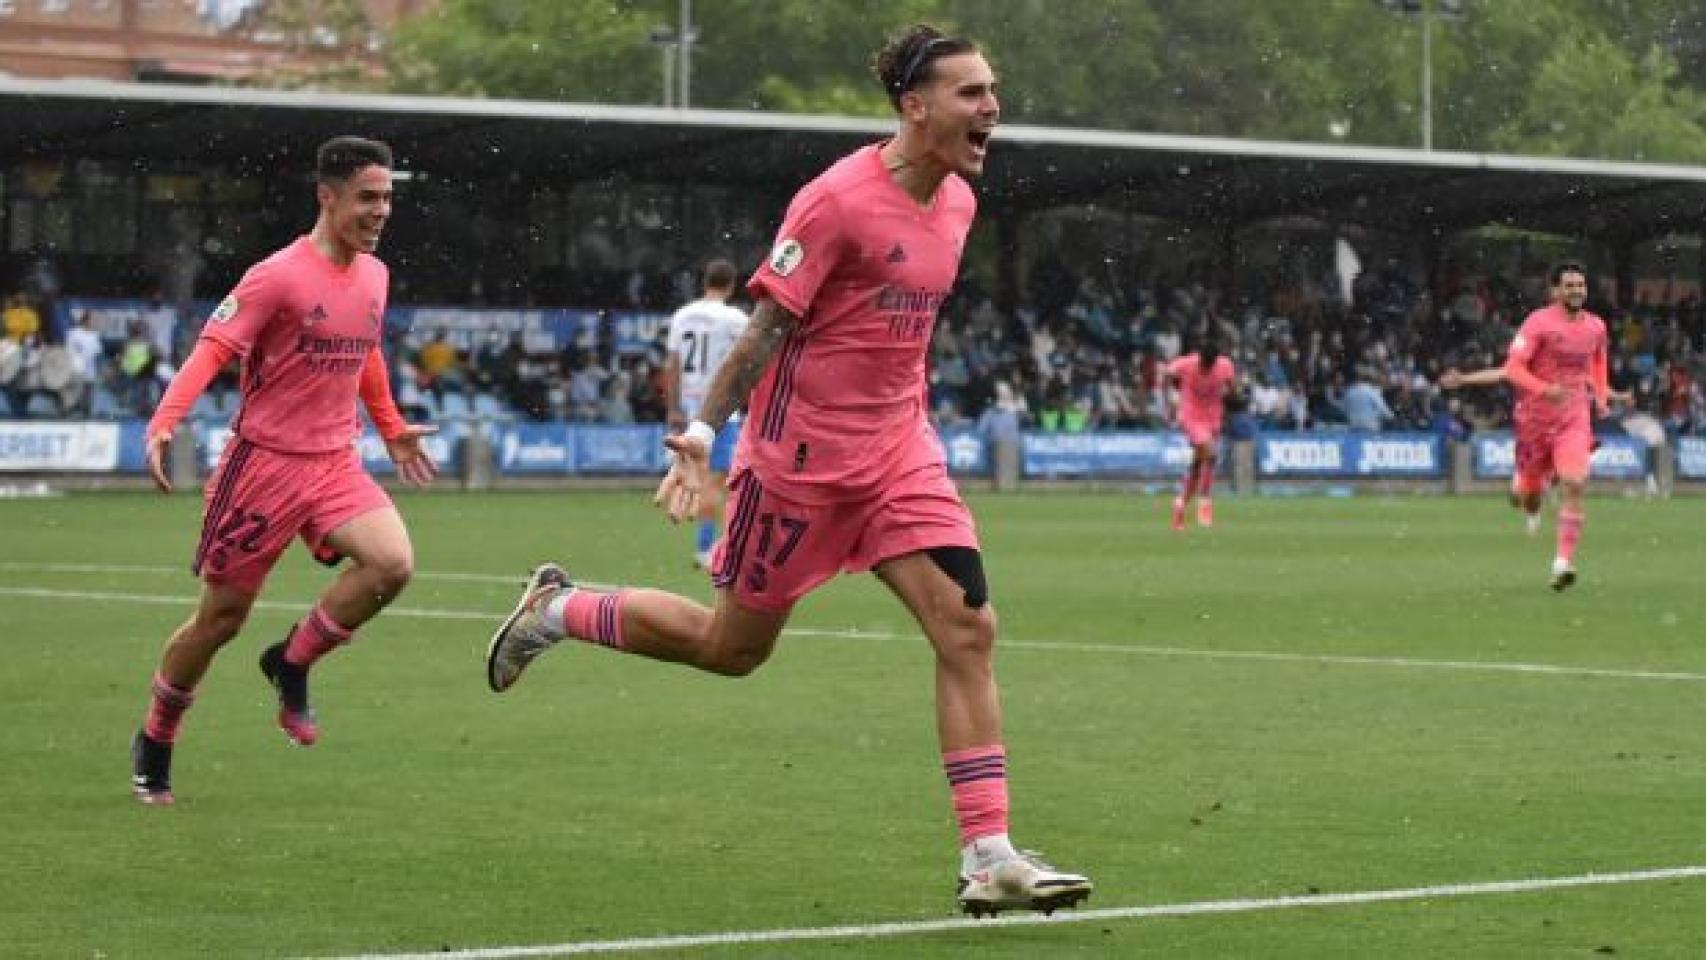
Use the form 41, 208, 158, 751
1021, 432, 1195, 478
1255, 433, 1444, 477
1471, 433, 1647, 480
573, 425, 670, 474
491, 423, 576, 475
0, 421, 142, 472
1675, 437, 1706, 479
937, 426, 990, 476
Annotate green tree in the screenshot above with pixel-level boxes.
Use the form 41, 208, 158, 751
944, 0, 1163, 129
379, 0, 1706, 163
1491, 35, 1706, 162
690, 1, 939, 115
235, 0, 387, 91
1241, 0, 1423, 145
386, 0, 659, 102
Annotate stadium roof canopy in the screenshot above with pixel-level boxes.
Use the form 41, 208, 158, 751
4, 76, 1706, 242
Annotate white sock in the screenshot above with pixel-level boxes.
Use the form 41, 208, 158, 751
541, 592, 573, 638
961, 833, 1019, 873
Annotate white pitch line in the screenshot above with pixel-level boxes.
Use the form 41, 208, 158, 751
313, 865, 1706, 959
784, 628, 1706, 683
0, 586, 495, 621
5, 584, 1706, 684
0, 560, 526, 585
1010, 640, 1706, 683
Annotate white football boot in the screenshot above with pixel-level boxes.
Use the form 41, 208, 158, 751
486, 564, 572, 692
958, 850, 1093, 918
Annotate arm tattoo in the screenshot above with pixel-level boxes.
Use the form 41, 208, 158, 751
696, 298, 798, 431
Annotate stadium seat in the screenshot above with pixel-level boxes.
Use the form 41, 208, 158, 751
25, 393, 61, 417
439, 392, 472, 421
472, 393, 512, 421
89, 387, 123, 420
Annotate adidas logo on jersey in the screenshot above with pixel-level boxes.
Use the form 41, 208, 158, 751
886, 243, 908, 264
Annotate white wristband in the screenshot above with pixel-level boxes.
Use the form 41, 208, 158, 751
685, 420, 717, 446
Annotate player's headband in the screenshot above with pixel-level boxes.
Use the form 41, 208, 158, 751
895, 37, 952, 96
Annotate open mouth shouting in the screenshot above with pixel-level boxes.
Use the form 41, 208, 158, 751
967, 128, 994, 163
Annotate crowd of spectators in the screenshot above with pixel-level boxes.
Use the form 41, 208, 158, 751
5, 255, 1704, 446
386, 327, 668, 426
925, 258, 1706, 445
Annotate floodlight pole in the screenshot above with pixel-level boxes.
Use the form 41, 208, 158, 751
648, 26, 675, 107
1421, 0, 1433, 151
678, 0, 694, 109
662, 45, 675, 108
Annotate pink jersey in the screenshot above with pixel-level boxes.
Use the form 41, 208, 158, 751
1506, 304, 1607, 430
743, 144, 975, 504
201, 236, 389, 454
1168, 354, 1236, 428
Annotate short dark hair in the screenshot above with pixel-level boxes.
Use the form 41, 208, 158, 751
316, 136, 393, 184
873, 24, 978, 111
702, 258, 737, 290
1197, 327, 1223, 367
1549, 260, 1588, 285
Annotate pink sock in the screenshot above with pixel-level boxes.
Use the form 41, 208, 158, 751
143, 672, 196, 744
1198, 458, 1217, 498
1178, 464, 1197, 503
555, 589, 630, 649
943, 745, 1010, 846
1557, 508, 1584, 563
285, 603, 353, 669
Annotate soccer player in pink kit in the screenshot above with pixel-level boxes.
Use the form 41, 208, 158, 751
130, 137, 437, 805
485, 25, 1091, 917
1166, 333, 1236, 530
1441, 362, 1629, 536
1502, 261, 1611, 591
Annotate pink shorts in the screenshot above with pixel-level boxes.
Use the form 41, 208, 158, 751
193, 438, 393, 592
1180, 419, 1222, 447
709, 462, 979, 614
1512, 420, 1593, 495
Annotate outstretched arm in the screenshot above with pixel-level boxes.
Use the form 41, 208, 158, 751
144, 337, 238, 493
1438, 366, 1506, 390
654, 297, 798, 523
359, 346, 437, 487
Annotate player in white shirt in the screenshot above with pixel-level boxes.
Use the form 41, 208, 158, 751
663, 259, 750, 568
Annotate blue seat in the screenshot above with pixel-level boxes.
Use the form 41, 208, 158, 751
472, 393, 511, 421
439, 392, 472, 421
89, 386, 122, 419
25, 392, 61, 417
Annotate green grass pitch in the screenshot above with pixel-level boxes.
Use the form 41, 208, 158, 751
2, 489, 1703, 957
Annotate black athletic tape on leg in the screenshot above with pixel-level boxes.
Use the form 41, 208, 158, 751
927, 546, 988, 609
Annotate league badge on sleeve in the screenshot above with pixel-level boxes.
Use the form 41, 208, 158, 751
211, 295, 240, 324
769, 238, 805, 277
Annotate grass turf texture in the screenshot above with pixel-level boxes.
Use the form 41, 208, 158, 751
1, 490, 1702, 957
